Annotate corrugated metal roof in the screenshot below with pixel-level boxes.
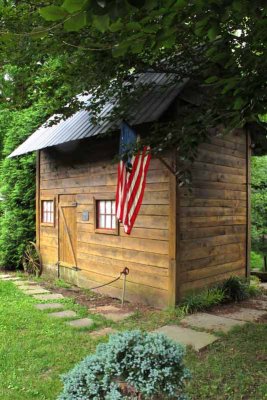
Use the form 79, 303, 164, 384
9, 73, 187, 157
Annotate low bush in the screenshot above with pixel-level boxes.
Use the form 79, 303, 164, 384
221, 276, 250, 302
248, 276, 261, 297
58, 330, 190, 400
181, 287, 225, 313
180, 275, 262, 313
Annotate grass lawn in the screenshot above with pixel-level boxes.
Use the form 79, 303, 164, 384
0, 280, 266, 400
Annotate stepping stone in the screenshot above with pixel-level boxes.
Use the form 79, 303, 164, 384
248, 299, 267, 311
181, 313, 246, 333
35, 303, 65, 310
259, 282, 267, 291
90, 305, 134, 322
14, 281, 37, 286
20, 285, 48, 291
90, 327, 117, 338
33, 293, 64, 301
1, 277, 21, 281
66, 318, 93, 328
219, 308, 267, 323
22, 288, 50, 295
49, 310, 77, 318
0, 274, 12, 279
154, 325, 218, 352
17, 285, 38, 291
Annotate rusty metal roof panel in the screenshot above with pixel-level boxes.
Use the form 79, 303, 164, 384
9, 73, 187, 157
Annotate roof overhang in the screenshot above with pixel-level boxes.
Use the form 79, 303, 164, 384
9, 73, 188, 158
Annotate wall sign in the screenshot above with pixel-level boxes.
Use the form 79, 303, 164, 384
82, 211, 89, 221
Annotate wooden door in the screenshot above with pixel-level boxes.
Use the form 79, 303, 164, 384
59, 194, 77, 268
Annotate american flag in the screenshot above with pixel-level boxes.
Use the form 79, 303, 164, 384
116, 122, 151, 234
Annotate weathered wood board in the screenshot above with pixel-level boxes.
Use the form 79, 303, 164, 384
178, 129, 248, 296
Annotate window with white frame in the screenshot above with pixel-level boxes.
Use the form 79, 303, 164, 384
96, 200, 117, 231
41, 199, 55, 225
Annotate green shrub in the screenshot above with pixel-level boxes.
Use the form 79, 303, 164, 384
0, 106, 48, 268
58, 330, 190, 400
181, 287, 225, 313
221, 276, 250, 302
250, 251, 263, 270
248, 276, 261, 297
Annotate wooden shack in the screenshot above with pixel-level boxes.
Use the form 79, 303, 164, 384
10, 74, 251, 308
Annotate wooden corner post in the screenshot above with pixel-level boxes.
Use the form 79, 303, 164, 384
246, 129, 251, 278
168, 151, 179, 307
36, 150, 40, 250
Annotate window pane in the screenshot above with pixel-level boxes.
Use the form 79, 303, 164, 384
106, 215, 111, 229
99, 215, 105, 228
112, 201, 115, 215
99, 201, 105, 214
112, 216, 116, 229
106, 201, 111, 214
42, 200, 54, 224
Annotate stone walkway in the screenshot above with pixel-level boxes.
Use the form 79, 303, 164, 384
0, 274, 123, 335
1, 273, 267, 350
157, 297, 267, 351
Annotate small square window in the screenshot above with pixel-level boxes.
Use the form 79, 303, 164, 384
95, 199, 118, 234
41, 199, 55, 226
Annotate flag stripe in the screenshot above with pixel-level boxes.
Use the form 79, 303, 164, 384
116, 123, 151, 234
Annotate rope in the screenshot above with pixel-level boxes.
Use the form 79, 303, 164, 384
89, 267, 129, 291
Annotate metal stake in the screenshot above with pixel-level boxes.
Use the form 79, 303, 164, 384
121, 267, 129, 307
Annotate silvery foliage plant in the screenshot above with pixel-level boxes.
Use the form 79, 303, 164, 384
58, 330, 190, 400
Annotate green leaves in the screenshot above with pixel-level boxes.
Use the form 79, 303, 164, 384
112, 41, 130, 57
93, 14, 110, 33
205, 76, 218, 84
109, 19, 123, 32
62, 0, 87, 13
39, 6, 67, 21
40, 2, 88, 31
207, 25, 219, 41
64, 12, 87, 31
233, 97, 246, 110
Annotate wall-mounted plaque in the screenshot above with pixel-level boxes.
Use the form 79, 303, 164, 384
82, 211, 89, 221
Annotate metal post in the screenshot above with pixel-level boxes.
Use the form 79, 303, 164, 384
121, 267, 129, 307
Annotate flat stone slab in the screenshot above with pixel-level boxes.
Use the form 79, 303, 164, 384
49, 310, 77, 318
35, 303, 65, 310
154, 325, 218, 351
66, 318, 93, 328
33, 293, 64, 301
0, 274, 12, 279
181, 313, 246, 333
248, 299, 267, 310
14, 281, 37, 286
1, 277, 21, 281
18, 285, 39, 291
22, 288, 50, 295
259, 282, 267, 291
90, 327, 117, 338
90, 305, 134, 322
219, 308, 267, 322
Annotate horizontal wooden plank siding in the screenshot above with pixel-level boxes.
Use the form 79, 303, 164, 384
39, 142, 171, 308
179, 130, 247, 296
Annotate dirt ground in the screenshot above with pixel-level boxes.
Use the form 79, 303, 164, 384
39, 278, 155, 313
